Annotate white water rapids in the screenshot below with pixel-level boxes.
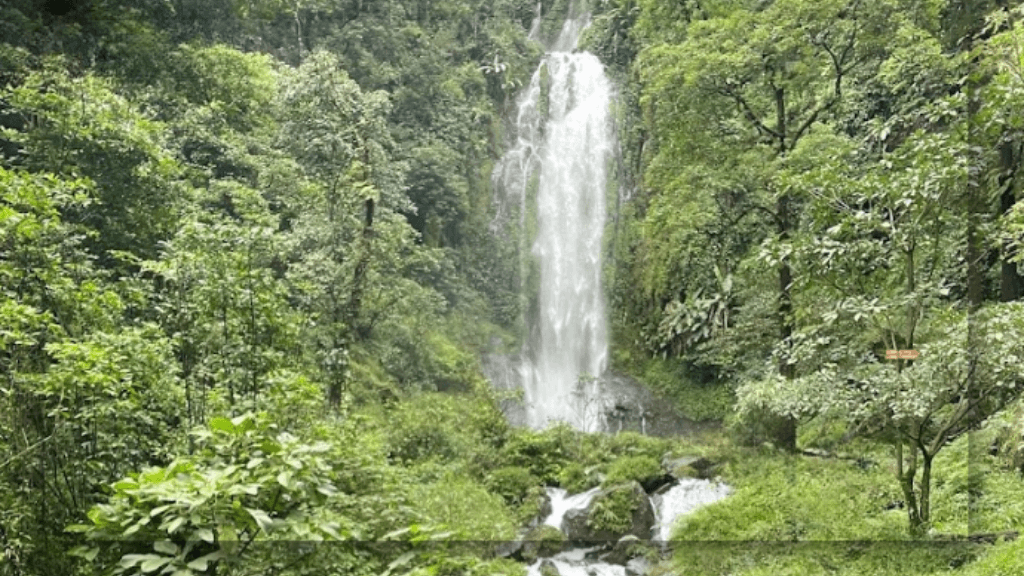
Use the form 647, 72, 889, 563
526, 481, 732, 576
492, 2, 613, 431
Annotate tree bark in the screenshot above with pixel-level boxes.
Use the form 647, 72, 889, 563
999, 141, 1022, 301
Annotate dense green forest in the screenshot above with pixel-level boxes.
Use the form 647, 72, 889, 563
3, 0, 1024, 575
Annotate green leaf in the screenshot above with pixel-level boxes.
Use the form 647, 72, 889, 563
150, 504, 172, 517
164, 516, 187, 534
154, 540, 177, 555
209, 417, 235, 434
114, 479, 140, 492
316, 483, 337, 496
246, 508, 274, 532
69, 546, 100, 561
383, 551, 416, 576
319, 522, 344, 540
120, 554, 160, 568
186, 550, 225, 571
141, 556, 171, 573
194, 528, 215, 543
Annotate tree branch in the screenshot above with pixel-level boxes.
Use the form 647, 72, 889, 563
717, 84, 783, 141
789, 98, 840, 149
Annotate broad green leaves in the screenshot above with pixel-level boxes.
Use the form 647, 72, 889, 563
74, 414, 349, 576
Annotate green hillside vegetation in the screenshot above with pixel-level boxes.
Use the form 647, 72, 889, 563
2, 0, 1024, 575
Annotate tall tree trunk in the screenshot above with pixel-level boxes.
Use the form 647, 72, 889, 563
960, 0, 986, 536
773, 85, 797, 451
896, 437, 924, 534
999, 141, 1022, 301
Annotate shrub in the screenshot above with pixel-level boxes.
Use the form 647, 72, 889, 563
384, 393, 508, 465
502, 425, 578, 484
486, 466, 542, 507
588, 483, 640, 534
521, 524, 566, 562
604, 455, 662, 488
605, 431, 672, 460
558, 462, 602, 493
408, 474, 516, 541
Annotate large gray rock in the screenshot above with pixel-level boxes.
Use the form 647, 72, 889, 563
525, 489, 554, 529
539, 560, 560, 576
602, 535, 648, 565
625, 557, 652, 576
520, 524, 566, 562
562, 482, 655, 542
662, 455, 718, 480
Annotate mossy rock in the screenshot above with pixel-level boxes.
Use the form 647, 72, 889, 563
521, 524, 566, 562
663, 455, 717, 480
539, 560, 560, 576
604, 455, 662, 488
604, 534, 653, 565
564, 482, 655, 542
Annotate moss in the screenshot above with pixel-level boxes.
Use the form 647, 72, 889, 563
615, 355, 734, 422
522, 524, 566, 562
558, 462, 601, 493
604, 455, 662, 487
587, 483, 640, 534
486, 466, 542, 507
408, 474, 518, 542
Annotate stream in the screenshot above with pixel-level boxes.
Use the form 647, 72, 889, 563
524, 480, 732, 576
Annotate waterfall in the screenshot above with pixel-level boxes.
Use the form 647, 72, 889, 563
492, 2, 614, 432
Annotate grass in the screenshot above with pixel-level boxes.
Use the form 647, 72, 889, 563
652, 431, 1024, 576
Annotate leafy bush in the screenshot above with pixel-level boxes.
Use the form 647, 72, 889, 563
558, 462, 602, 493
408, 474, 516, 541
486, 467, 542, 507
70, 414, 350, 576
958, 538, 1024, 576
588, 483, 640, 534
604, 455, 662, 487
384, 393, 508, 466
629, 356, 735, 422
605, 431, 673, 460
517, 485, 551, 525
521, 524, 566, 562
672, 448, 907, 542
501, 424, 579, 484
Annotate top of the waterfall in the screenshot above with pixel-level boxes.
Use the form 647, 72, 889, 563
538, 0, 593, 53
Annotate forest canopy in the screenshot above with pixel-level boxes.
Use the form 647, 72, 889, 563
3, 0, 1024, 575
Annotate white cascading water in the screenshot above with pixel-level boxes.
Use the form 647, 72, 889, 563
527, 483, 732, 576
492, 3, 613, 431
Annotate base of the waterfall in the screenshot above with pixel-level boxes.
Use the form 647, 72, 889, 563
526, 548, 651, 576
483, 353, 717, 437
509, 478, 731, 576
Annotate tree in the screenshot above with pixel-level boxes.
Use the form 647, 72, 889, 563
634, 0, 906, 449
736, 121, 1024, 533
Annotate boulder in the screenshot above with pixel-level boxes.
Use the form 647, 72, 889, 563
639, 473, 674, 495
520, 524, 566, 562
562, 482, 655, 542
662, 455, 718, 480
539, 560, 560, 576
494, 538, 522, 559
538, 490, 553, 521
652, 480, 677, 497
602, 534, 648, 565
625, 557, 652, 576
525, 489, 554, 529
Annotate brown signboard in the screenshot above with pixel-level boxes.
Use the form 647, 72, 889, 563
885, 349, 919, 360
